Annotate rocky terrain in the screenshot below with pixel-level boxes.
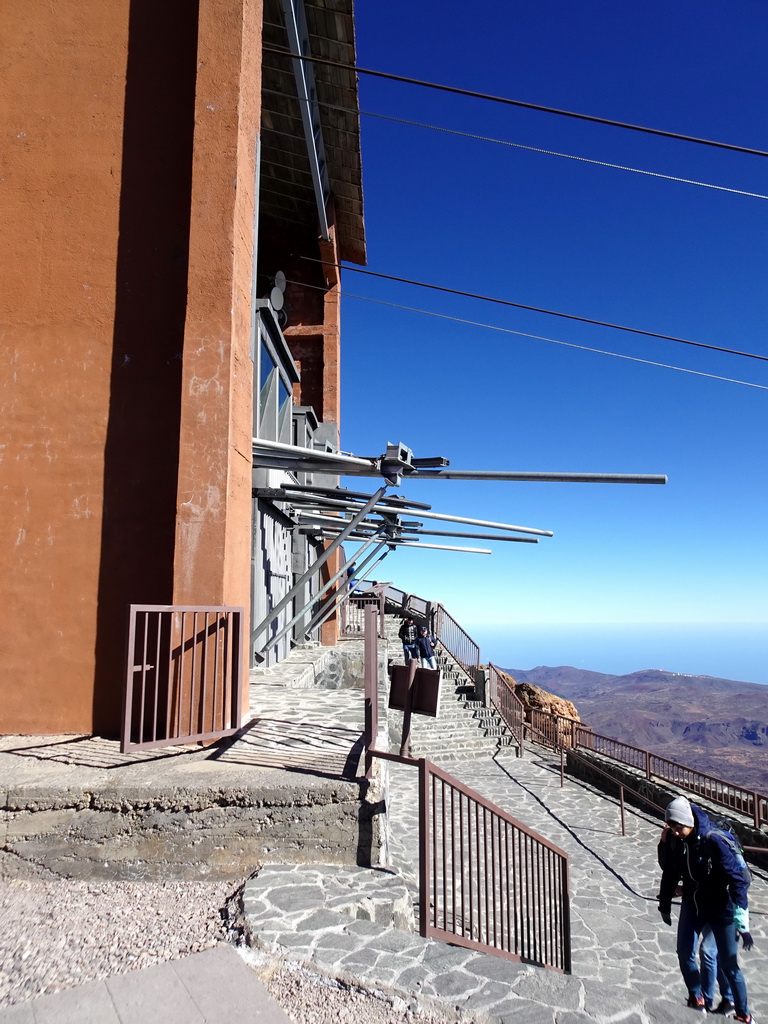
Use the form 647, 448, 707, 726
0, 876, 453, 1023
505, 666, 768, 793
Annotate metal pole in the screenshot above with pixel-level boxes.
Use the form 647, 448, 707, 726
620, 786, 626, 836
296, 539, 390, 643
261, 533, 386, 654
252, 436, 375, 470
393, 528, 539, 543
288, 492, 552, 536
406, 470, 667, 485
418, 757, 430, 938
250, 485, 387, 643
364, 604, 378, 779
400, 657, 420, 758
299, 536, 493, 552
357, 549, 390, 584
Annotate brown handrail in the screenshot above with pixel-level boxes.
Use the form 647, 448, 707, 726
421, 757, 571, 972
338, 590, 386, 639
527, 708, 767, 830
123, 605, 244, 753
488, 663, 525, 755
370, 748, 571, 971
434, 604, 481, 682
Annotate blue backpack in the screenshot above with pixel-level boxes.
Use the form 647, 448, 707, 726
704, 824, 753, 889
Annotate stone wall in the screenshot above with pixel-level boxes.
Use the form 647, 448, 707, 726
1, 772, 388, 882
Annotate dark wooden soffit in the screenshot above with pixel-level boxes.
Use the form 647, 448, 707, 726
262, 0, 366, 266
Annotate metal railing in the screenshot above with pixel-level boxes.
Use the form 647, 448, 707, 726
422, 758, 571, 971
338, 590, 387, 639
524, 709, 768, 830
434, 604, 482, 684
488, 663, 525, 755
122, 605, 243, 753
373, 750, 571, 972
383, 584, 431, 621
529, 708, 582, 750
380, 585, 482, 686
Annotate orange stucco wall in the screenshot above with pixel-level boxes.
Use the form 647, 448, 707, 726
1, 0, 262, 735
0, 1, 131, 733
173, 0, 262, 705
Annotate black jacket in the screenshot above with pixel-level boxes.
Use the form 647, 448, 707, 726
416, 634, 436, 658
398, 622, 418, 643
658, 805, 749, 925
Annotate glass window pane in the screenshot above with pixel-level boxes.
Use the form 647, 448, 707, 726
260, 341, 276, 392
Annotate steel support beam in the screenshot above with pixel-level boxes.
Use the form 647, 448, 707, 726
280, 0, 331, 240
250, 485, 387, 644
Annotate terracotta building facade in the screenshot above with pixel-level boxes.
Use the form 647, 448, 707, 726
0, 0, 365, 737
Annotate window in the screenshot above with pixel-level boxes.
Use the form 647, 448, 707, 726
254, 307, 300, 442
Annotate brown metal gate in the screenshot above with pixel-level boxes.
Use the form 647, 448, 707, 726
122, 604, 244, 753
419, 758, 572, 972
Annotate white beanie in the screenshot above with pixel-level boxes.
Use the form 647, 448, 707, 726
665, 796, 694, 827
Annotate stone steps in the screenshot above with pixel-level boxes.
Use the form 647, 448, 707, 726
382, 611, 517, 766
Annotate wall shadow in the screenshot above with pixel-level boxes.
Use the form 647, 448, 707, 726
93, 0, 200, 735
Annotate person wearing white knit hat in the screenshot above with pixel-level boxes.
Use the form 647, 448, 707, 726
658, 802, 734, 1015
658, 796, 755, 1022
665, 795, 695, 829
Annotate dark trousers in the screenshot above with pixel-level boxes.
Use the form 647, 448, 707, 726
677, 901, 748, 1017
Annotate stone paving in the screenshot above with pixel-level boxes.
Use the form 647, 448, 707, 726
242, 741, 768, 1024
2, 636, 766, 1023
0, 944, 292, 1024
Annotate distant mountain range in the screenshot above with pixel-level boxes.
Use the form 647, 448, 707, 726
504, 666, 768, 794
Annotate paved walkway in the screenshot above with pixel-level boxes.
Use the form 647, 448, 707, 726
0, 945, 291, 1024
2, 642, 766, 1023
240, 746, 768, 1024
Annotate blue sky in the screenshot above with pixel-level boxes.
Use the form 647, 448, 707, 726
338, 1, 768, 678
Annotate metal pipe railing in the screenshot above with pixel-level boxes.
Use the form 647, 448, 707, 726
369, 749, 571, 972
419, 757, 571, 972
434, 604, 481, 682
488, 663, 526, 755
526, 708, 768, 830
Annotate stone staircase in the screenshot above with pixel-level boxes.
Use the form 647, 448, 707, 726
384, 612, 518, 763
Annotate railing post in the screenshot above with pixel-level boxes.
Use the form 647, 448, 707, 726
570, 717, 576, 749
619, 786, 626, 836
754, 792, 761, 829
399, 656, 420, 758
363, 604, 378, 779
418, 758, 430, 938
561, 856, 572, 974
646, 750, 652, 780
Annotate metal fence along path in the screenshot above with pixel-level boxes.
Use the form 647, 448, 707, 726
420, 757, 572, 972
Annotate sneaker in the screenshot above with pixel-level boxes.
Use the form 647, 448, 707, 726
687, 995, 707, 1013
731, 1015, 754, 1024
712, 1000, 735, 1016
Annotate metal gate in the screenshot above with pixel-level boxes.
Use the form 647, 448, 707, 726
419, 758, 572, 972
122, 605, 244, 753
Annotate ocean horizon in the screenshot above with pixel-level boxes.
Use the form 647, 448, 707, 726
465, 623, 768, 686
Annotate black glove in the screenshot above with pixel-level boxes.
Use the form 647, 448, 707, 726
737, 931, 754, 950
659, 909, 672, 926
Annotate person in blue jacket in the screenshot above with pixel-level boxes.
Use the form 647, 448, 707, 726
658, 824, 734, 1014
658, 795, 755, 1022
415, 626, 438, 669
